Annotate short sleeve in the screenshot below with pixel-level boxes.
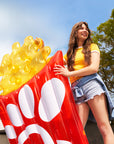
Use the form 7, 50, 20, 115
63, 54, 67, 61
90, 43, 100, 54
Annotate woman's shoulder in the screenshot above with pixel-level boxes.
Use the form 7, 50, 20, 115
90, 43, 100, 53
90, 43, 98, 48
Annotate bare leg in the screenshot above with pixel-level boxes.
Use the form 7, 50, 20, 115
87, 93, 114, 144
76, 102, 90, 128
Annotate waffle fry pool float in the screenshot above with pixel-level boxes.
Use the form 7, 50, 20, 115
0, 36, 89, 144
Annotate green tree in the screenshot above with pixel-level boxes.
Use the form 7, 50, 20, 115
92, 9, 114, 93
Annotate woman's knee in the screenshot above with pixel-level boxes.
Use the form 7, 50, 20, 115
98, 122, 111, 137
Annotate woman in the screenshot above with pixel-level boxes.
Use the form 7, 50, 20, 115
54, 22, 114, 144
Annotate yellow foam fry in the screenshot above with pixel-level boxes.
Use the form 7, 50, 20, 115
0, 36, 51, 95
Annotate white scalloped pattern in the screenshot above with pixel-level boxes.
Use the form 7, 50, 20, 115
5, 78, 72, 144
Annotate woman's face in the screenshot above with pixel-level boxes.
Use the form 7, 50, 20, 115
77, 24, 89, 42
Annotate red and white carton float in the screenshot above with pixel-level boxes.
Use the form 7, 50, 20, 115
0, 51, 89, 144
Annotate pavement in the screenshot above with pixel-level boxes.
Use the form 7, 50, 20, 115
85, 121, 104, 144
85, 121, 114, 144
0, 134, 9, 144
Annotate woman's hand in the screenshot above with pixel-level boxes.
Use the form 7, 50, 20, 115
53, 64, 71, 77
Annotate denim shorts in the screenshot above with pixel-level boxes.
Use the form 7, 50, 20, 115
71, 79, 105, 104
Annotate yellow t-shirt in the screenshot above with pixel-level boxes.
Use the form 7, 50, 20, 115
64, 43, 100, 84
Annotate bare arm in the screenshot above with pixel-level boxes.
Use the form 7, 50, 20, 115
54, 52, 100, 77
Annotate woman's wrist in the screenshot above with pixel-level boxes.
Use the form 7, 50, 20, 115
69, 70, 77, 77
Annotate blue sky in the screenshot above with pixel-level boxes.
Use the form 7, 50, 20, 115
0, 0, 113, 63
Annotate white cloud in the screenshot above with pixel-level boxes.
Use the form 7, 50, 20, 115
0, 40, 13, 63
0, 3, 69, 63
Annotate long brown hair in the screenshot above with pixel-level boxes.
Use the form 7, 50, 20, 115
67, 22, 92, 71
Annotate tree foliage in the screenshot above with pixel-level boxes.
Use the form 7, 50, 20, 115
92, 9, 114, 93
